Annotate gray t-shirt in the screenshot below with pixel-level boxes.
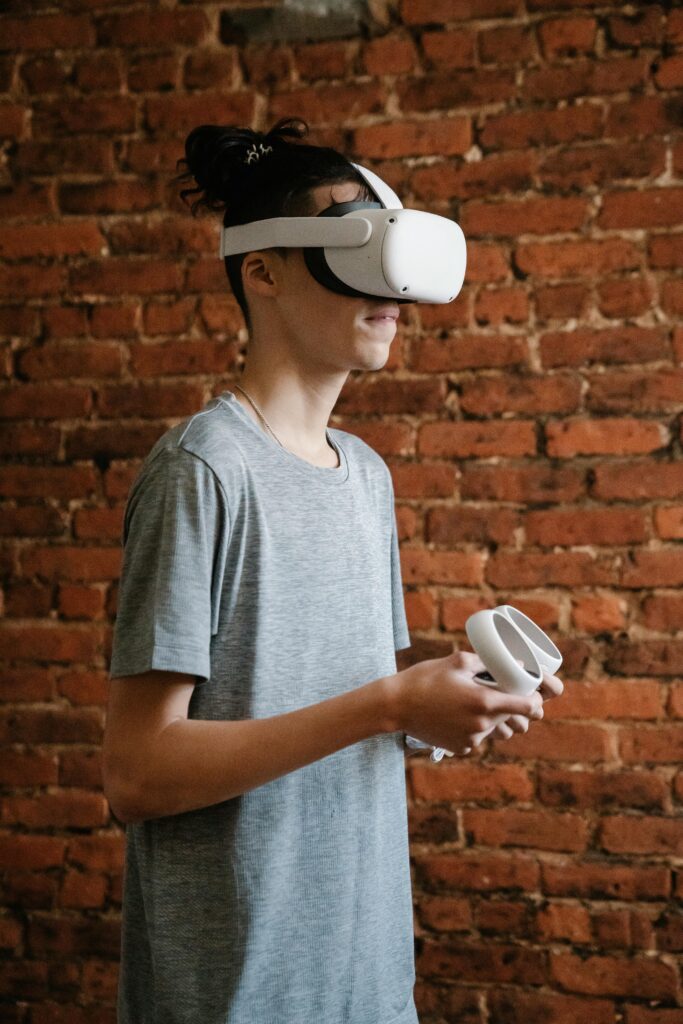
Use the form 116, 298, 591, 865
108, 389, 417, 1024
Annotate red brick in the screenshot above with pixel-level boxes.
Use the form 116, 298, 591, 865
409, 762, 532, 803
620, 550, 683, 588
1, 465, 98, 499
58, 584, 106, 620
419, 938, 545, 985
541, 860, 670, 901
479, 102, 602, 150
619, 725, 683, 764
495, 721, 614, 762
17, 342, 124, 381
60, 179, 162, 215
626, 1010, 683, 1024
539, 16, 597, 58
419, 420, 536, 459
600, 815, 683, 856
597, 277, 655, 319
362, 33, 419, 76
0, 384, 92, 420
546, 417, 667, 457
644, 593, 683, 631
89, 302, 139, 339
354, 117, 471, 159
400, 548, 483, 586
415, 851, 539, 893
183, 49, 237, 91
540, 326, 668, 367
0, 622, 100, 663
487, 551, 617, 588
129, 339, 234, 377
427, 505, 520, 546
538, 767, 668, 812
0, 749, 58, 788
58, 870, 108, 910
606, 639, 683, 677
571, 594, 626, 633
0, 264, 65, 298
413, 333, 529, 372
388, 461, 458, 499
57, 669, 108, 707
65, 422, 165, 460
462, 808, 589, 852
146, 91, 255, 135
107, 215, 213, 255
417, 894, 472, 933
129, 52, 180, 93
97, 9, 209, 46
599, 187, 683, 230
479, 24, 535, 64
69, 258, 182, 295
33, 96, 136, 135
535, 902, 591, 943
593, 460, 683, 501
74, 52, 123, 93
397, 66, 517, 113
412, 151, 535, 205
2, 790, 109, 829
462, 463, 585, 503
551, 951, 678, 999
526, 507, 646, 546
460, 372, 580, 415
0, 14, 94, 50
488, 989, 614, 1024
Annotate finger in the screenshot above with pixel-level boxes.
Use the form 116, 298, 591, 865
492, 721, 514, 740
506, 714, 530, 734
489, 690, 544, 720
539, 671, 564, 700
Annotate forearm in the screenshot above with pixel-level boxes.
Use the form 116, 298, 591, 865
116, 674, 398, 823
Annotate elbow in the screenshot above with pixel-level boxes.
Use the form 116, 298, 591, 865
102, 758, 148, 825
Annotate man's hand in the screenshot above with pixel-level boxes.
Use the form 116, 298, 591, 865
404, 652, 564, 757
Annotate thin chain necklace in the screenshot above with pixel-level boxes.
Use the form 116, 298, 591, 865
233, 382, 286, 449
232, 382, 337, 464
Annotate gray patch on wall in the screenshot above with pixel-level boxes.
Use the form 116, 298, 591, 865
220, 0, 373, 43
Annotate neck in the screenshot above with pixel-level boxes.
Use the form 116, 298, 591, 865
231, 348, 348, 461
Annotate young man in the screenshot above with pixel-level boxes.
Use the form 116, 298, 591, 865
104, 160, 562, 1023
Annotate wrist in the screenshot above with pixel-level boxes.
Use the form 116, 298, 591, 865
374, 672, 405, 735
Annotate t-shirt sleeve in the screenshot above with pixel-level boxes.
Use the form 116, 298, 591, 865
108, 445, 230, 684
389, 479, 411, 652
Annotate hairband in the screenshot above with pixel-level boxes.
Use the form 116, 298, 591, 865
244, 141, 273, 166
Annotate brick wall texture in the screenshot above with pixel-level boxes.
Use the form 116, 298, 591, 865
1, 1, 683, 1021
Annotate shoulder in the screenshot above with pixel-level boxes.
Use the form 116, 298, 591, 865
127, 397, 238, 507
152, 396, 235, 470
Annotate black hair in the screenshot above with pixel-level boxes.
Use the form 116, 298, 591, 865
173, 117, 375, 334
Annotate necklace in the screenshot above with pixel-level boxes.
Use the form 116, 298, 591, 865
232, 382, 338, 466
233, 382, 285, 449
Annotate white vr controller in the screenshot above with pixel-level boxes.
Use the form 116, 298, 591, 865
405, 605, 563, 762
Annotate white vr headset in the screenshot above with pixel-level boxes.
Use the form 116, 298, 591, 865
218, 162, 467, 305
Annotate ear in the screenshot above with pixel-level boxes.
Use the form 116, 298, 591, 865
241, 250, 280, 300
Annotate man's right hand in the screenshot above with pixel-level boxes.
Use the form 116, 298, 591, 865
386, 648, 544, 756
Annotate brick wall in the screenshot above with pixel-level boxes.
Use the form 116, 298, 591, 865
1, 1, 682, 1021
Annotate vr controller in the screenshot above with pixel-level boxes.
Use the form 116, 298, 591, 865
405, 605, 562, 762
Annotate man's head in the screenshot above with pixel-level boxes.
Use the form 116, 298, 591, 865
175, 117, 401, 373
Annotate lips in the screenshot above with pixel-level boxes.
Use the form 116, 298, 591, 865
365, 305, 399, 321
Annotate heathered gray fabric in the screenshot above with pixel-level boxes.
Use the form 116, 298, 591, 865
108, 389, 417, 1024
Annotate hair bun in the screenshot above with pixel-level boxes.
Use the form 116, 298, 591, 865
175, 118, 310, 214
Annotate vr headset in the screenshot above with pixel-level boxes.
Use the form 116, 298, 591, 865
218, 162, 467, 305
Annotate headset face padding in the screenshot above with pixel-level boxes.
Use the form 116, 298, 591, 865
302, 200, 416, 304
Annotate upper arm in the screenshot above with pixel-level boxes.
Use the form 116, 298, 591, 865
103, 669, 196, 817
